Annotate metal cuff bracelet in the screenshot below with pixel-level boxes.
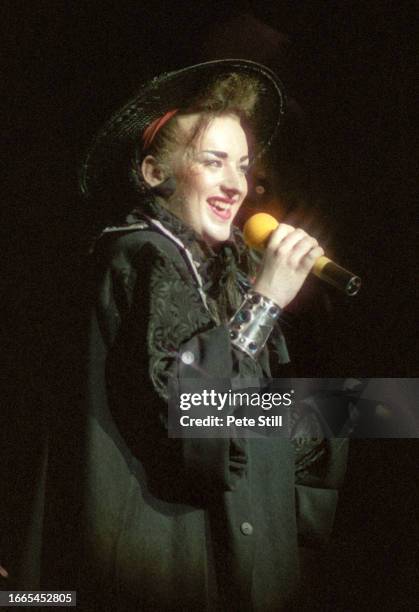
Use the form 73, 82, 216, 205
228, 291, 282, 358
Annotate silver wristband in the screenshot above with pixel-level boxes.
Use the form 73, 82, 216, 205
228, 291, 282, 359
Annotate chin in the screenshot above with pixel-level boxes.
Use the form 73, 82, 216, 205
202, 224, 231, 246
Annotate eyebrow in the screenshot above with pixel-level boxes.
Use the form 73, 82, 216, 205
202, 149, 249, 162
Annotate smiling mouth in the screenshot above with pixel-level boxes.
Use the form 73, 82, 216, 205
207, 198, 234, 221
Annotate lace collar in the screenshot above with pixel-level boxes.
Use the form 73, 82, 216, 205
126, 196, 246, 265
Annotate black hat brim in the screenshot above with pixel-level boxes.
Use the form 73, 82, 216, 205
80, 59, 286, 199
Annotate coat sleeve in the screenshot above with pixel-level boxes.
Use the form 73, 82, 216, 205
95, 232, 251, 499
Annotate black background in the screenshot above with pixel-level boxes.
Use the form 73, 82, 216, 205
3, 1, 418, 610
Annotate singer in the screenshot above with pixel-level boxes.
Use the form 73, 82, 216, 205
76, 60, 347, 611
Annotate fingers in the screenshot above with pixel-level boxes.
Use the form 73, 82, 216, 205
267, 224, 324, 269
299, 245, 325, 271
265, 223, 294, 251
255, 223, 325, 308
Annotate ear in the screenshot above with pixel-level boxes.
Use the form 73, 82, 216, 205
141, 155, 166, 187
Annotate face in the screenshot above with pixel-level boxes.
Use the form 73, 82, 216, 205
167, 114, 249, 246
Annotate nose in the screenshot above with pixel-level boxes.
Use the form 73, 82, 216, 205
220, 165, 246, 199
221, 184, 240, 200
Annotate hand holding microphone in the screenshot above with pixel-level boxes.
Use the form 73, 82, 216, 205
244, 213, 361, 308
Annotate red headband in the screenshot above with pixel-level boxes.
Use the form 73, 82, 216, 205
142, 109, 178, 151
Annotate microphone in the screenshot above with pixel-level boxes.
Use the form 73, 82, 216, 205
243, 213, 361, 296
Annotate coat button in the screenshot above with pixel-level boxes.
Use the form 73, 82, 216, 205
181, 350, 195, 365
240, 522, 253, 536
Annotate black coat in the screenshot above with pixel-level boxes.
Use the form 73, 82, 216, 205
43, 207, 347, 611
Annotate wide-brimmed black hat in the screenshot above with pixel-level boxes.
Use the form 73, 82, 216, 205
80, 59, 286, 200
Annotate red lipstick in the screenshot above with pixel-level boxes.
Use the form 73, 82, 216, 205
207, 197, 235, 221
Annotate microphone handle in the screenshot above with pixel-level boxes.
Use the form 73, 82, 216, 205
312, 256, 361, 296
